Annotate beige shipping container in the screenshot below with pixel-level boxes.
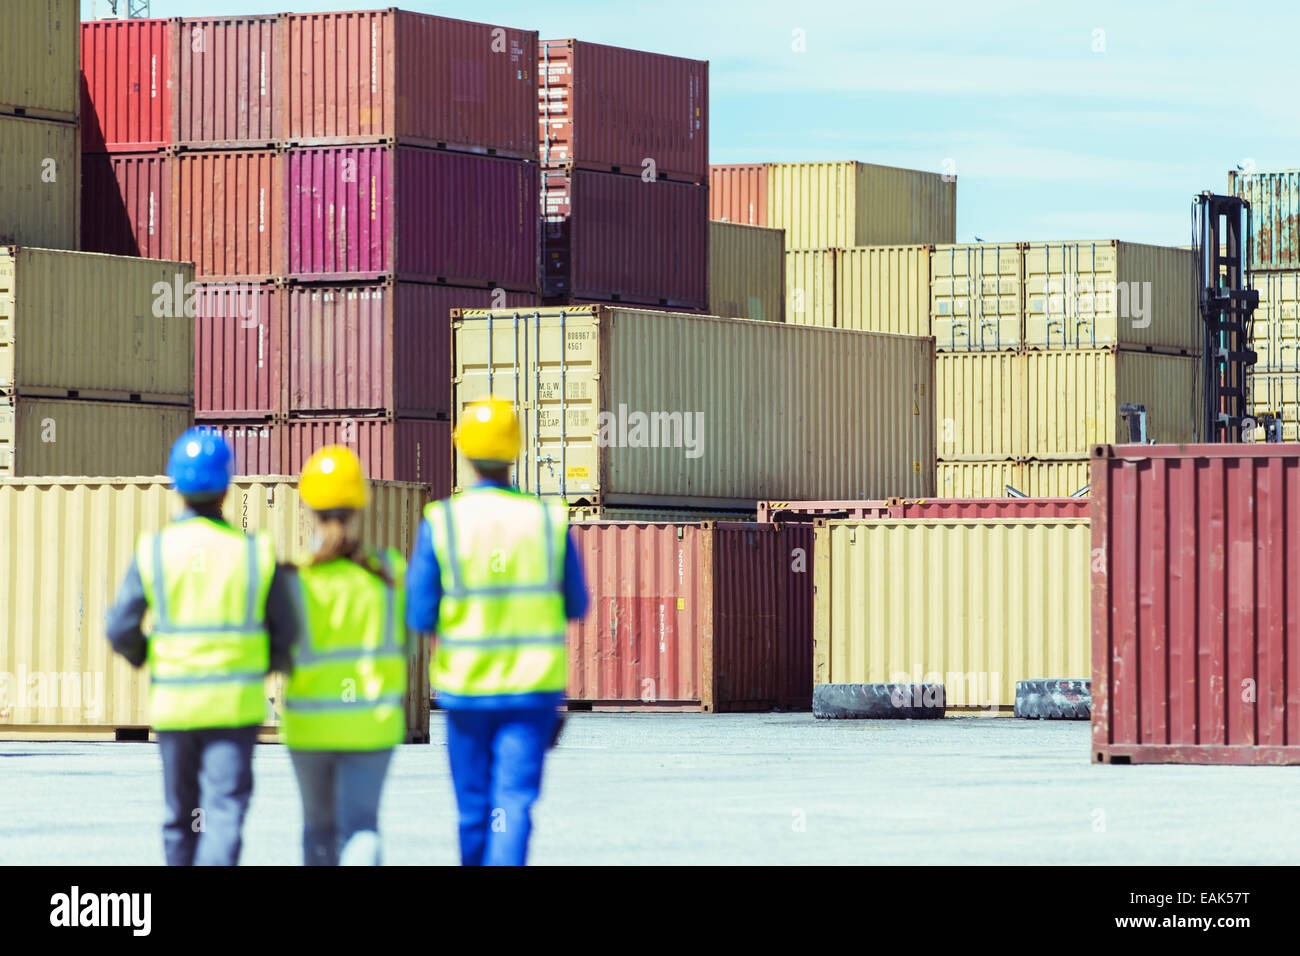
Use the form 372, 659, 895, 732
1023, 241, 1199, 353
784, 249, 837, 327
814, 518, 1091, 709
0, 398, 192, 477
0, 1, 79, 121
936, 458, 1091, 498
708, 221, 784, 322
1247, 372, 1300, 442
0, 476, 432, 740
569, 505, 755, 522
767, 161, 955, 250
836, 245, 931, 336
1, 246, 194, 401
935, 351, 1022, 458
930, 243, 1023, 350
1250, 271, 1300, 371
453, 305, 936, 507
0, 116, 78, 250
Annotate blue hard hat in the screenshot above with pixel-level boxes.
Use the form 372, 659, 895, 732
167, 428, 235, 496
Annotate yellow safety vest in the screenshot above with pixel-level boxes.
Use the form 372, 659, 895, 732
283, 550, 408, 751
137, 517, 275, 731
424, 486, 568, 700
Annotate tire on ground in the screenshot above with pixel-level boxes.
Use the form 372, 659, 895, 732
1014, 678, 1091, 719
812, 683, 946, 719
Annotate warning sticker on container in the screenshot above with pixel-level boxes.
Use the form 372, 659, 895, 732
566, 466, 589, 480
676, 598, 685, 610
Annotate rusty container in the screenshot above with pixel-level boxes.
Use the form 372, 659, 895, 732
284, 416, 451, 493
80, 17, 174, 152
81, 151, 172, 259
172, 147, 284, 281
709, 163, 768, 225
193, 282, 284, 420
175, 15, 283, 149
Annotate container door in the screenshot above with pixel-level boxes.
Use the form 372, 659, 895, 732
931, 244, 1022, 350
1024, 241, 1118, 348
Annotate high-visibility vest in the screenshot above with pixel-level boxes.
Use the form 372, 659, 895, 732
136, 517, 275, 731
283, 550, 408, 751
424, 486, 568, 699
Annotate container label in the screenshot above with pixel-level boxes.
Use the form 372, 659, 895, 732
566, 466, 589, 480
676, 598, 685, 610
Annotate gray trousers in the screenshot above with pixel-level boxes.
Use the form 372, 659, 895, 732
289, 748, 394, 866
157, 726, 258, 866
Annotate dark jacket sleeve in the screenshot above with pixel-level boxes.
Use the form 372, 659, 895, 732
265, 563, 301, 675
105, 556, 149, 669
405, 518, 442, 632
563, 528, 590, 621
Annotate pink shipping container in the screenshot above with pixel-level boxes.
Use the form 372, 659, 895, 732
194, 283, 284, 419
285, 417, 451, 493
287, 282, 538, 418
1092, 443, 1300, 765
282, 9, 537, 158
173, 148, 284, 281
891, 497, 1090, 520
81, 18, 174, 152
175, 15, 283, 148
285, 144, 539, 289
568, 521, 813, 711
708, 163, 768, 225
198, 421, 285, 475
81, 151, 172, 259
538, 39, 707, 183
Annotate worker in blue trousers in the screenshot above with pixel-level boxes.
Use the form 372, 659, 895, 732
406, 397, 590, 866
106, 429, 300, 866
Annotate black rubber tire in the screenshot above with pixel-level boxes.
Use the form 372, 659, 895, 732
813, 682, 946, 719
1014, 679, 1091, 719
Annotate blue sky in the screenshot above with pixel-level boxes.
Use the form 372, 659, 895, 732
82, 0, 1300, 243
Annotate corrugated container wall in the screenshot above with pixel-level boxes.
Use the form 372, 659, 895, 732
538, 39, 707, 182
1, 0, 79, 121
0, 115, 78, 249
176, 16, 282, 148
837, 245, 931, 335
199, 420, 283, 474
453, 306, 936, 506
194, 282, 283, 419
1249, 270, 1300, 371
1229, 169, 1300, 271
936, 459, 1092, 498
1092, 444, 1300, 764
784, 249, 836, 327
930, 243, 1023, 350
284, 417, 451, 493
1248, 373, 1300, 441
709, 163, 767, 225
80, 18, 173, 152
815, 518, 1091, 709
1, 247, 193, 402
757, 500, 893, 522
173, 148, 283, 280
1, 399, 192, 477
81, 151, 171, 259
708, 222, 783, 321
283, 9, 538, 158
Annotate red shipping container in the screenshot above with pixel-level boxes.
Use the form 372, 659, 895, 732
81, 18, 174, 152
81, 152, 172, 259
568, 521, 813, 711
890, 497, 1090, 520
285, 145, 539, 289
173, 148, 284, 281
709, 163, 768, 225
282, 9, 537, 158
538, 39, 707, 183
175, 15, 283, 148
287, 282, 538, 418
194, 283, 283, 419
198, 420, 285, 475
1092, 443, 1300, 765
285, 417, 451, 493
757, 500, 893, 522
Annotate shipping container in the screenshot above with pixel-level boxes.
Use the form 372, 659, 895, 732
80, 151, 171, 259
284, 416, 451, 493
0, 475, 431, 740
815, 517, 1091, 709
172, 148, 283, 281
1247, 372, 1300, 442
198, 420, 284, 474
286, 145, 539, 288
568, 521, 812, 711
930, 243, 1022, 350
175, 15, 282, 148
935, 352, 1022, 458
767, 161, 955, 251
709, 163, 767, 225
1023, 241, 1199, 353
1, 246, 193, 402
80, 17, 173, 152
538, 39, 707, 182
783, 248, 837, 327
0, 398, 191, 477
570, 504, 755, 522
0, 115, 78, 250
453, 305, 936, 506
194, 282, 282, 419
708, 221, 782, 321
1092, 444, 1300, 764
1249, 270, 1300, 371
757, 500, 893, 522
282, 9, 537, 158
936, 458, 1091, 498
837, 245, 931, 335
890, 496, 1089, 520
1, 0, 78, 122
1229, 168, 1300, 271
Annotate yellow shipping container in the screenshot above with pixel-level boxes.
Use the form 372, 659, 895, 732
0, 116, 78, 250
936, 459, 1091, 498
784, 248, 837, 327
0, 399, 192, 477
767, 161, 955, 250
0, 1, 79, 121
1251, 271, 1300, 371
453, 305, 936, 506
930, 243, 1023, 350
1247, 372, 1300, 441
0, 476, 432, 740
708, 221, 784, 322
813, 518, 1091, 709
836, 245, 931, 335
936, 352, 1022, 458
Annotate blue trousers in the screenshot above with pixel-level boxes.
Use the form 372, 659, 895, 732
445, 708, 557, 866
289, 748, 394, 866
156, 726, 258, 866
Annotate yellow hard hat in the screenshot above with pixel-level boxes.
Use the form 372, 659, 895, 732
299, 445, 368, 511
454, 397, 520, 464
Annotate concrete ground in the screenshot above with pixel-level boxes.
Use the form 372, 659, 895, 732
2, 713, 1298, 865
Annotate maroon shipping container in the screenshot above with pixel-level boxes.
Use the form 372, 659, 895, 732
287, 282, 538, 418
198, 420, 285, 475
538, 39, 707, 183
709, 163, 768, 225
285, 144, 539, 288
81, 152, 172, 259
194, 283, 283, 419
568, 521, 813, 711
1092, 443, 1300, 765
542, 165, 708, 309
282, 9, 537, 158
891, 497, 1090, 520
81, 18, 175, 152
285, 417, 451, 493
175, 16, 283, 148
757, 500, 892, 522
173, 148, 284, 281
